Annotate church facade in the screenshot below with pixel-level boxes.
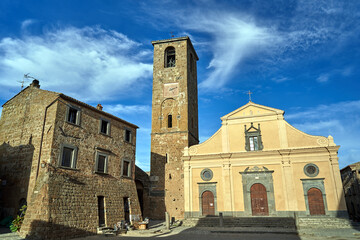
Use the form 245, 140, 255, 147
182, 102, 347, 218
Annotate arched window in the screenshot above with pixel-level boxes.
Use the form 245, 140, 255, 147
168, 114, 173, 128
165, 47, 176, 68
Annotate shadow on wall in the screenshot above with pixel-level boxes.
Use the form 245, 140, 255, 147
338, 179, 360, 229
22, 220, 95, 239
0, 142, 34, 219
135, 165, 151, 219
147, 152, 166, 220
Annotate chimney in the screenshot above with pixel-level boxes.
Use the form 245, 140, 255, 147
96, 104, 103, 111
30, 80, 40, 88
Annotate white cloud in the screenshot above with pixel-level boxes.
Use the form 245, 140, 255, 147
0, 26, 153, 102
178, 12, 282, 90
21, 19, 36, 30
103, 104, 150, 116
286, 100, 360, 168
316, 73, 329, 83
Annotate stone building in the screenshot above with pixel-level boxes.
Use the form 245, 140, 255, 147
149, 36, 199, 219
0, 80, 141, 239
182, 101, 347, 218
341, 162, 360, 221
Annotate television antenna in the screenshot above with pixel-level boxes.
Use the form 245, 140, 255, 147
18, 73, 36, 90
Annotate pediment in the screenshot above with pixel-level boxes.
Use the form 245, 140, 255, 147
221, 101, 284, 121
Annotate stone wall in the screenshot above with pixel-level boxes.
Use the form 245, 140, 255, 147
150, 37, 199, 220
0, 82, 141, 239
0, 84, 58, 218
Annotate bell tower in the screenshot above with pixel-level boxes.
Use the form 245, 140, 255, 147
149, 36, 199, 219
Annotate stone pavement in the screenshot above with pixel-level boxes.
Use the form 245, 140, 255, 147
1, 221, 360, 239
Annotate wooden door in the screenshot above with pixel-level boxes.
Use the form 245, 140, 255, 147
250, 183, 269, 216
202, 191, 215, 216
308, 188, 325, 215
98, 196, 105, 226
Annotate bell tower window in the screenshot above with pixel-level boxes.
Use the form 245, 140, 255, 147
165, 47, 176, 68
168, 114, 173, 128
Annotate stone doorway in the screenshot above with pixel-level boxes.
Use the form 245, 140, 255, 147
308, 188, 325, 215
250, 183, 269, 216
97, 196, 105, 227
202, 191, 215, 216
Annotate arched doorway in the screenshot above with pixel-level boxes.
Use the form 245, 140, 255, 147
250, 183, 269, 216
202, 191, 215, 216
307, 188, 325, 215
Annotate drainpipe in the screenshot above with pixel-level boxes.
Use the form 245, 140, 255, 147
35, 97, 61, 180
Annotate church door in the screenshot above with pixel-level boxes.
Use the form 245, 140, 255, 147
202, 191, 215, 216
250, 183, 269, 216
308, 188, 325, 215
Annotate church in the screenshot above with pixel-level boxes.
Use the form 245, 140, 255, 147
146, 36, 347, 220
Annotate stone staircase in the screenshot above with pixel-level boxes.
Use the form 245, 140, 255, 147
298, 217, 360, 229
184, 217, 296, 229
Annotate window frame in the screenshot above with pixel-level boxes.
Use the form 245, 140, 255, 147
95, 151, 109, 174
121, 158, 132, 178
244, 123, 263, 151
66, 105, 81, 126
99, 118, 111, 136
124, 128, 132, 143
59, 144, 78, 169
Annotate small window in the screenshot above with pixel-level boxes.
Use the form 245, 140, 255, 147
122, 159, 131, 177
100, 119, 110, 135
304, 163, 319, 177
66, 105, 81, 125
201, 168, 213, 181
95, 152, 108, 174
165, 47, 176, 68
168, 115, 173, 128
59, 144, 77, 168
125, 129, 132, 143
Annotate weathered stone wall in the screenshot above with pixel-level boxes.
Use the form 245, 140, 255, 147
21, 96, 141, 239
150, 37, 199, 220
0, 84, 58, 218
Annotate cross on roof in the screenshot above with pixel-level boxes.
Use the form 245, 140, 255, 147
247, 90, 253, 102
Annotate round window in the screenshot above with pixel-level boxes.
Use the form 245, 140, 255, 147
304, 163, 319, 177
201, 168, 213, 181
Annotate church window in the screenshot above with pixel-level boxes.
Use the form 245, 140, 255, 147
201, 168, 213, 181
168, 114, 173, 128
245, 123, 263, 151
165, 47, 176, 68
304, 163, 319, 177
249, 136, 259, 151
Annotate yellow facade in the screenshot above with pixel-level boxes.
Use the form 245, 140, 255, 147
183, 101, 347, 218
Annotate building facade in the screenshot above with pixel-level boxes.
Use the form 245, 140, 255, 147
183, 102, 347, 218
341, 162, 360, 221
0, 80, 141, 239
149, 36, 199, 219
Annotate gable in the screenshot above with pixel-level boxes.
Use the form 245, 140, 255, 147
221, 102, 284, 124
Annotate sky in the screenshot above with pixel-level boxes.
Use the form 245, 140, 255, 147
0, 0, 359, 171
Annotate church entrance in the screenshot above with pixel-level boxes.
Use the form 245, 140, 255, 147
307, 188, 325, 215
202, 191, 215, 216
250, 183, 269, 216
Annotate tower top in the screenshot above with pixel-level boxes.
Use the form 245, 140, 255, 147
151, 36, 199, 60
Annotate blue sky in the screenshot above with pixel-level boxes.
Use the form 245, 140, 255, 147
0, 0, 359, 171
